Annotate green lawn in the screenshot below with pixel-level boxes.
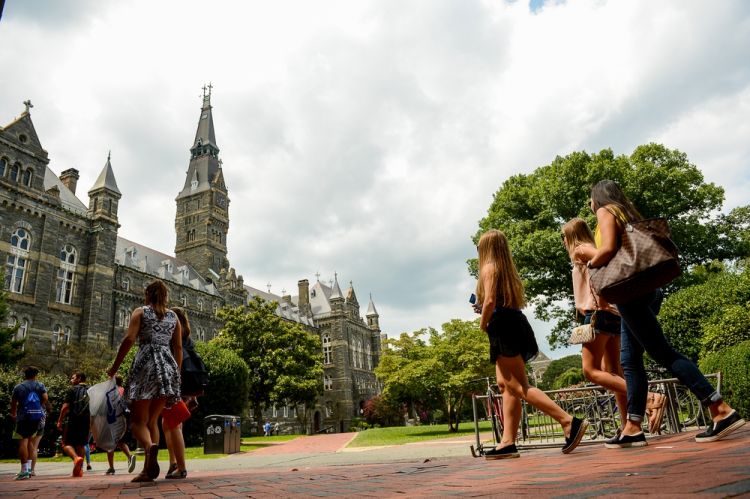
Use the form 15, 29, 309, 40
347, 421, 493, 447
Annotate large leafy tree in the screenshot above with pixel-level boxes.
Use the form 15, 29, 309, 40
215, 296, 323, 433
470, 144, 749, 349
375, 319, 493, 431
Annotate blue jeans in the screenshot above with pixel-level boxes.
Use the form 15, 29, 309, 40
617, 289, 721, 423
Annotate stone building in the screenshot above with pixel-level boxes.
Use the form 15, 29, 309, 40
0, 93, 382, 433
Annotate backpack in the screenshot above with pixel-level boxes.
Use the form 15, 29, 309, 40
71, 384, 90, 417
181, 338, 209, 397
22, 385, 44, 421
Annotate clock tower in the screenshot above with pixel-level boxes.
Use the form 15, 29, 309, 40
175, 85, 230, 279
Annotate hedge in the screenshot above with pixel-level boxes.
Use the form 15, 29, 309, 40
699, 340, 750, 419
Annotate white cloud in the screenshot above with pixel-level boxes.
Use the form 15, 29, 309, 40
1, 0, 749, 359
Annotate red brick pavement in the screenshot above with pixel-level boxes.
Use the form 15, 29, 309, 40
1, 427, 748, 497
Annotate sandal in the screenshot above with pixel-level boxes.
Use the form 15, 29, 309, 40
166, 463, 178, 476
131, 471, 153, 483
165, 469, 188, 479
146, 444, 160, 480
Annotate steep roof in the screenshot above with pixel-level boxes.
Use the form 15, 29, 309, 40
244, 285, 315, 326
89, 153, 121, 195
42, 166, 87, 215
115, 237, 219, 296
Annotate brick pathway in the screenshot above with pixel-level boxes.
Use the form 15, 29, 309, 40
1, 426, 748, 497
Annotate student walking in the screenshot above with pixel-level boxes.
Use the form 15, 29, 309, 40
162, 306, 195, 480
105, 375, 137, 475
562, 218, 628, 430
10, 366, 50, 480
476, 229, 588, 459
579, 179, 745, 447
107, 279, 182, 482
56, 371, 90, 477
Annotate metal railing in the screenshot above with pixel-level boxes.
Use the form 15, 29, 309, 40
471, 373, 719, 451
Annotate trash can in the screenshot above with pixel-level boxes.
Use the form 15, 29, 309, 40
204, 415, 241, 454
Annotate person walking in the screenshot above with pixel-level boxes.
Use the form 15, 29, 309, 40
56, 371, 90, 477
105, 375, 137, 475
162, 306, 195, 480
107, 279, 182, 482
476, 229, 588, 459
578, 179, 745, 447
562, 218, 628, 430
10, 366, 50, 480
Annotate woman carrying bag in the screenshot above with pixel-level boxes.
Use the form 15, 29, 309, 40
574, 180, 744, 448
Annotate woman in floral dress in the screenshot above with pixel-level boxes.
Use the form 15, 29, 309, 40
108, 280, 182, 482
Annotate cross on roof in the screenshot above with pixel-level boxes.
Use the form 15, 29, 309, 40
266, 282, 272, 293
315, 271, 321, 281
23, 100, 33, 113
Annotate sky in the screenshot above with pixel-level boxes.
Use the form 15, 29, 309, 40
1, 0, 749, 359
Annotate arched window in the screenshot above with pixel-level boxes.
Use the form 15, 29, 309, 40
365, 343, 372, 370
324, 375, 333, 391
197, 327, 205, 342
55, 244, 77, 304
197, 298, 203, 311
9, 163, 19, 182
5, 228, 31, 293
122, 277, 130, 291
322, 334, 332, 364
356, 339, 363, 369
181, 295, 187, 307
0, 157, 7, 177
22, 168, 32, 187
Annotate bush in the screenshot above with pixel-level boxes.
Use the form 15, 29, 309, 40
660, 269, 750, 361
699, 340, 750, 420
539, 355, 581, 390
700, 305, 750, 357
181, 341, 249, 446
553, 367, 585, 390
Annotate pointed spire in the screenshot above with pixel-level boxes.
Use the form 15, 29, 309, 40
366, 293, 379, 316
191, 83, 219, 156
329, 272, 343, 300
89, 151, 121, 195
345, 280, 358, 304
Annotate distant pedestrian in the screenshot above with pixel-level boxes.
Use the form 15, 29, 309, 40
107, 279, 182, 482
264, 421, 271, 437
273, 422, 280, 436
105, 375, 137, 475
475, 229, 587, 459
10, 366, 50, 480
56, 371, 90, 477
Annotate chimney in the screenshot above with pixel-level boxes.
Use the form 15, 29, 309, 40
60, 168, 80, 194
298, 279, 310, 311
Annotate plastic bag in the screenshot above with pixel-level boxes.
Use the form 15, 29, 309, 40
87, 378, 127, 451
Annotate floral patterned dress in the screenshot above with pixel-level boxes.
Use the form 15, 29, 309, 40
126, 306, 181, 404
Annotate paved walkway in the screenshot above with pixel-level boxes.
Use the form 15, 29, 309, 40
1, 427, 748, 497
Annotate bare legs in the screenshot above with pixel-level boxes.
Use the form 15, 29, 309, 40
495, 364, 522, 449
582, 334, 628, 427
130, 398, 166, 479
164, 422, 187, 473
496, 354, 574, 438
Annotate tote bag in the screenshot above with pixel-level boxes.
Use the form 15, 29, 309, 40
589, 217, 681, 304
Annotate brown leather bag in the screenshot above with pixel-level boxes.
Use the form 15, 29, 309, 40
589, 217, 681, 304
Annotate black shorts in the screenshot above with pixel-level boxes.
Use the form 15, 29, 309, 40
15, 420, 38, 439
62, 416, 90, 447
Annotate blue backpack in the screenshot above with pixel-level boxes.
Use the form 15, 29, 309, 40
23, 386, 44, 421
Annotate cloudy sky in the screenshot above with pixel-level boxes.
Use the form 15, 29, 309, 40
2, 0, 749, 358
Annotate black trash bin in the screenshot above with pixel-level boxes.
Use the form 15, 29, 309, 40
204, 415, 241, 454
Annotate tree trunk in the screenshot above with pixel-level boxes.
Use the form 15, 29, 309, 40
253, 405, 264, 435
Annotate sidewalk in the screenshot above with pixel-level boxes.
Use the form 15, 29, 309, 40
1, 426, 748, 497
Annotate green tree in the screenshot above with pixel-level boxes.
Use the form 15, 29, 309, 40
0, 290, 24, 368
539, 355, 582, 390
470, 144, 749, 349
375, 319, 493, 431
214, 296, 323, 434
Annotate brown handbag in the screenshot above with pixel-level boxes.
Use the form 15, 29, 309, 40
589, 217, 681, 304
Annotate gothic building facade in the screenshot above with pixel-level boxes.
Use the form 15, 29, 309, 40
0, 93, 382, 433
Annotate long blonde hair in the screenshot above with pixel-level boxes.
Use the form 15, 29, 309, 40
475, 229, 525, 309
561, 218, 595, 259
